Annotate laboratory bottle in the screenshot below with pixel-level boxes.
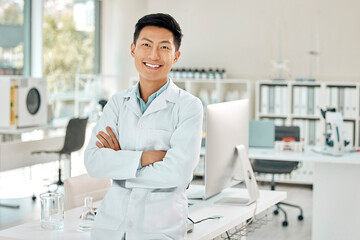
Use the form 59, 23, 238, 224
78, 196, 96, 231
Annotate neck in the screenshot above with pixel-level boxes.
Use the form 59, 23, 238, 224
139, 78, 168, 103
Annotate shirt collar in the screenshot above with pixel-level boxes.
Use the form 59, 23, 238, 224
135, 79, 170, 103
123, 78, 179, 103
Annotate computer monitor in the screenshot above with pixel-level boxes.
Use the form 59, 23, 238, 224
204, 99, 259, 205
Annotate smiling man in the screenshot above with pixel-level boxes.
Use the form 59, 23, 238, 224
84, 13, 203, 240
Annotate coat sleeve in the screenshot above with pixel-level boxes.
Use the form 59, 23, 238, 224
125, 97, 203, 189
84, 95, 142, 179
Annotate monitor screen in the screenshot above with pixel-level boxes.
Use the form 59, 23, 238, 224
204, 99, 249, 200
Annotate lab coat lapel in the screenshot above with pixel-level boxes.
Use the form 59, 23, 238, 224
123, 85, 142, 118
142, 80, 179, 117
142, 94, 167, 117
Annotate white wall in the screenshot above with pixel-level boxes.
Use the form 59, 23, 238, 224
146, 0, 360, 82
101, 0, 147, 94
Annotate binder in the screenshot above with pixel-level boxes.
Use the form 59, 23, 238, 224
308, 120, 316, 145
282, 86, 288, 114
274, 118, 285, 126
326, 87, 331, 109
314, 87, 320, 116
350, 88, 357, 118
343, 88, 351, 118
338, 88, 344, 115
307, 87, 315, 115
261, 85, 269, 114
268, 86, 275, 114
293, 86, 300, 115
300, 86, 308, 116
274, 86, 282, 114
330, 87, 338, 111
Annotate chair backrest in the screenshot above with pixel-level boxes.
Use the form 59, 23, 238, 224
275, 126, 300, 141
64, 173, 111, 210
252, 126, 301, 175
60, 118, 88, 154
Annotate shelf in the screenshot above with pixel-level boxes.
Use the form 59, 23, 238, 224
258, 114, 288, 119
291, 115, 321, 120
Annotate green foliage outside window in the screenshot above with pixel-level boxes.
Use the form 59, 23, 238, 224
43, 13, 94, 93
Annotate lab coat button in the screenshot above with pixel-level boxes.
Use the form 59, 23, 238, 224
139, 123, 143, 129
128, 221, 133, 228
132, 194, 137, 200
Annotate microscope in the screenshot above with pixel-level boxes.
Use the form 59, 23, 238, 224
320, 108, 349, 156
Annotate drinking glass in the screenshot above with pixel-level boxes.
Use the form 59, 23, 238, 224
40, 192, 64, 230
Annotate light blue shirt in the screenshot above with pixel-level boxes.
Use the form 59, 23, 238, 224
135, 80, 170, 114
135, 80, 170, 169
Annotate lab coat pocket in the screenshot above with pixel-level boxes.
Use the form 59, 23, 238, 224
92, 186, 129, 230
143, 191, 186, 233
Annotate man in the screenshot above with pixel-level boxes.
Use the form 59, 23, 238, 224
84, 13, 203, 240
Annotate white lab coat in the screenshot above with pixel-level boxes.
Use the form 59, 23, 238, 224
84, 80, 203, 240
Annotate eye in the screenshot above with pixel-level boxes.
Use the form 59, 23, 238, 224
160, 46, 170, 50
143, 43, 150, 47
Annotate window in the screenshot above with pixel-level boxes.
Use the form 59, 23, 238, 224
43, 0, 100, 119
0, 0, 26, 75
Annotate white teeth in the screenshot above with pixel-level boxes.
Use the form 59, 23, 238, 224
145, 63, 160, 68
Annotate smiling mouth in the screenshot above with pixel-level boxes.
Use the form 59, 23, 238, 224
144, 63, 161, 69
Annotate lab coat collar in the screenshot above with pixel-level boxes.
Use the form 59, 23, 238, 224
142, 79, 179, 117
123, 79, 180, 118
123, 82, 142, 118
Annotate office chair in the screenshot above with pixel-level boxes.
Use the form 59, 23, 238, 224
251, 126, 304, 227
32, 118, 88, 192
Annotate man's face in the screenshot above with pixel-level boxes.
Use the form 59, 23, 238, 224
131, 26, 180, 84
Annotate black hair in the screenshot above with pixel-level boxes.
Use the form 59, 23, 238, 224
133, 13, 183, 51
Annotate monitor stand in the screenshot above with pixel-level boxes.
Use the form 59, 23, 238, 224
215, 145, 259, 206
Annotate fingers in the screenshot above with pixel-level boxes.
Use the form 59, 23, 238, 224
106, 127, 121, 150
95, 127, 121, 151
96, 141, 104, 148
97, 132, 111, 148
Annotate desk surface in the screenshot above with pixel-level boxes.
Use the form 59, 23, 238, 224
0, 186, 286, 240
249, 146, 360, 165
187, 185, 286, 240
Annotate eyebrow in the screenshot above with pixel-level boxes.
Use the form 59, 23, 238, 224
140, 38, 172, 44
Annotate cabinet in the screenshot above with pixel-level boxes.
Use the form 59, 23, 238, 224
130, 77, 252, 177
254, 80, 360, 184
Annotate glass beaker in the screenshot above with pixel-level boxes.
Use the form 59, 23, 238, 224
78, 196, 96, 231
40, 192, 64, 230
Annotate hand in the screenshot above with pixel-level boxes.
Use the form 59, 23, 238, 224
96, 126, 121, 151
141, 150, 167, 167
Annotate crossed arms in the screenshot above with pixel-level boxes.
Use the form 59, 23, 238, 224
84, 94, 203, 189
96, 126, 165, 167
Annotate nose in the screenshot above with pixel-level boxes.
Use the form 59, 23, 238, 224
148, 47, 160, 60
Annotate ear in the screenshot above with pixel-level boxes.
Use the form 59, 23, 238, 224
130, 42, 135, 57
173, 50, 181, 63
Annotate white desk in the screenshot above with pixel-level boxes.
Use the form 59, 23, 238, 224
0, 125, 67, 172
249, 147, 360, 240
0, 186, 286, 240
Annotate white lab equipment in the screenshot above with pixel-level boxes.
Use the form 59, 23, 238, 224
321, 110, 348, 156
78, 197, 96, 231
0, 77, 47, 128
